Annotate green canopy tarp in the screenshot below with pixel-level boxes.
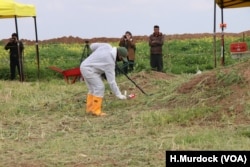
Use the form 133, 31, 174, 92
0, 0, 40, 81
214, 0, 250, 66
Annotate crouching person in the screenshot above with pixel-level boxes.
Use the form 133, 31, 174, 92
80, 43, 128, 116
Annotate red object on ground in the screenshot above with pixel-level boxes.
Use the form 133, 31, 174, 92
48, 66, 83, 84
128, 94, 135, 99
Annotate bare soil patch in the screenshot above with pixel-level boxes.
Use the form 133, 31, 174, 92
177, 61, 250, 125
2, 30, 249, 45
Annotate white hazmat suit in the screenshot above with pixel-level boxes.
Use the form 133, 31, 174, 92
80, 43, 127, 116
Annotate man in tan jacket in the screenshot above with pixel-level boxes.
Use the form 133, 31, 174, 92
119, 31, 136, 74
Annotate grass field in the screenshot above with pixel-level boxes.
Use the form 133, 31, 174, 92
1, 67, 250, 166
0, 36, 250, 166
1, 35, 249, 81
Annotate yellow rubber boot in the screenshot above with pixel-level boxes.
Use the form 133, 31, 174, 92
86, 94, 93, 113
91, 96, 107, 116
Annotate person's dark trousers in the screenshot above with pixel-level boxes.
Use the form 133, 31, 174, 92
128, 60, 134, 72
115, 66, 119, 76
115, 64, 124, 76
122, 61, 129, 74
123, 60, 135, 74
150, 54, 163, 72
10, 56, 20, 80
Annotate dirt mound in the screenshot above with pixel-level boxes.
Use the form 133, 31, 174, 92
177, 72, 216, 94
131, 70, 175, 81
2, 30, 249, 45
117, 70, 175, 96
177, 61, 250, 124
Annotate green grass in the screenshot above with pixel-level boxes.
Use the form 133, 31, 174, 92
1, 36, 250, 81
0, 70, 250, 166
1, 36, 250, 166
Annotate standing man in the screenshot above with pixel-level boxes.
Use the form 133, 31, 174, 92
149, 25, 164, 72
119, 31, 136, 74
4, 33, 24, 80
80, 43, 128, 116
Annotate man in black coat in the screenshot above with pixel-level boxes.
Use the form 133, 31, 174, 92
4, 33, 24, 80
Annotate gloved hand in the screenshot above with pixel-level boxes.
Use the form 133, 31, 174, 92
116, 94, 127, 100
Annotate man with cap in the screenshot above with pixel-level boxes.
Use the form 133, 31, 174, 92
80, 43, 128, 116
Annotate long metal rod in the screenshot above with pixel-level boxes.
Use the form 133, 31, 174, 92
116, 64, 148, 95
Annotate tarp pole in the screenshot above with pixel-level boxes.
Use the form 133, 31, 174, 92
33, 16, 40, 79
213, 0, 217, 68
14, 16, 18, 35
15, 16, 24, 82
220, 7, 225, 66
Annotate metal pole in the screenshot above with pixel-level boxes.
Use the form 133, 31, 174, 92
33, 16, 40, 79
213, 0, 217, 68
220, 7, 225, 66
15, 16, 24, 82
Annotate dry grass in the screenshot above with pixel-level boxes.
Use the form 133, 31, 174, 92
1, 68, 250, 167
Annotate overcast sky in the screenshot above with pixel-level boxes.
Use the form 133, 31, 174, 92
1, 0, 250, 40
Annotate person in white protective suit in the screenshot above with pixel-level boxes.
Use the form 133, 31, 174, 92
80, 43, 128, 116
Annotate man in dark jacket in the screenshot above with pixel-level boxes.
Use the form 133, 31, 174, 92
149, 25, 164, 72
4, 33, 24, 80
